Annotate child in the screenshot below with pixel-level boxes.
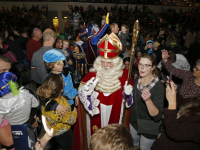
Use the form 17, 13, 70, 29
62, 40, 74, 72
90, 124, 134, 150
43, 49, 78, 108
62, 40, 71, 58
123, 44, 131, 58
121, 24, 129, 34
119, 24, 129, 54
37, 73, 77, 150
144, 40, 156, 58
135, 51, 142, 66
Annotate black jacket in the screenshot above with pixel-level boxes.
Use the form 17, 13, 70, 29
4, 35, 26, 61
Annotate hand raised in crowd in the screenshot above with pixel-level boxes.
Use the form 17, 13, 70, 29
13, 30, 19, 36
68, 59, 73, 65
56, 104, 69, 116
141, 88, 151, 102
166, 80, 177, 110
161, 49, 169, 62
106, 13, 109, 24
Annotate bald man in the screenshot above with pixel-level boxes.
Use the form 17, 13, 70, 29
26, 28, 42, 62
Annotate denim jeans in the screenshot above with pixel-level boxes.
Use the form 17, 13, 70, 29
130, 124, 156, 150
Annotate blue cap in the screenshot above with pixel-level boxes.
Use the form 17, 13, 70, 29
146, 40, 155, 46
43, 49, 65, 63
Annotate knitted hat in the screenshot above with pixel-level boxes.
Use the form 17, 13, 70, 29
146, 40, 155, 47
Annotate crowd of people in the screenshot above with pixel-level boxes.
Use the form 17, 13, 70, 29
0, 3, 200, 150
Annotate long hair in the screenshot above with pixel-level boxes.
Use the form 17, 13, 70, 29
37, 74, 63, 100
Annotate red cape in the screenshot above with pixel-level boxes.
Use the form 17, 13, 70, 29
73, 69, 133, 150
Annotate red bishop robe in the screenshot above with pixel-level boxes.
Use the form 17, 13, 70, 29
73, 69, 134, 150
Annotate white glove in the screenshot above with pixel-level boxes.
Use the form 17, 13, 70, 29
124, 81, 133, 95
84, 77, 99, 95
78, 77, 100, 116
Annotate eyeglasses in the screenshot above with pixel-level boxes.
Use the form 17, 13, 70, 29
193, 65, 200, 71
138, 63, 152, 68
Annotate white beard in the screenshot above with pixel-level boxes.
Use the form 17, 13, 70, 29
89, 56, 124, 93
94, 65, 123, 93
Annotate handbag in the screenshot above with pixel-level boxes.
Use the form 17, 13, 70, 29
137, 119, 160, 136
134, 87, 160, 136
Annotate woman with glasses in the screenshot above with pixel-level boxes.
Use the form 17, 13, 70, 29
161, 49, 200, 109
129, 53, 165, 150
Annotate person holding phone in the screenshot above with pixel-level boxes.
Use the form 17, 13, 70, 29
129, 53, 164, 150
161, 49, 200, 109
151, 80, 200, 150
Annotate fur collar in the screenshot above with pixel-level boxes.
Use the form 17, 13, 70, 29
177, 99, 200, 120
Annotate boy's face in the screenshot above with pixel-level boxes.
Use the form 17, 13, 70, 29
147, 43, 153, 49
121, 26, 127, 33
63, 42, 69, 49
52, 62, 64, 74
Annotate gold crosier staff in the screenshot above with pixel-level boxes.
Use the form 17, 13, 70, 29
122, 20, 140, 126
